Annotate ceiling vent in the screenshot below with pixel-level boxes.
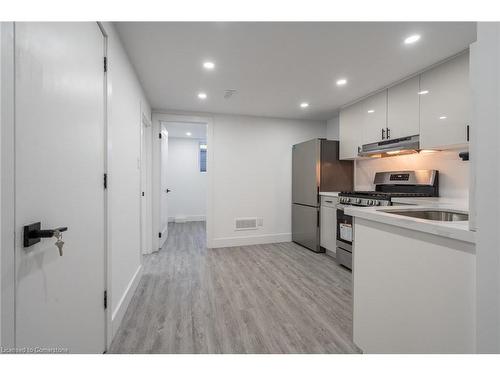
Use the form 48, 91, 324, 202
224, 89, 237, 99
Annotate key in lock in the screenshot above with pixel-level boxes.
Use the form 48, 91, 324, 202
53, 229, 65, 256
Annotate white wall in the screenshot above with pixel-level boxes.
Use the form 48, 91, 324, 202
167, 137, 207, 222
210, 114, 326, 247
472, 22, 500, 353
152, 112, 327, 249
102, 23, 151, 339
326, 115, 339, 140
355, 150, 470, 203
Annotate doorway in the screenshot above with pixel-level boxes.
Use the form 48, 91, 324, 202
151, 113, 212, 251
160, 121, 208, 246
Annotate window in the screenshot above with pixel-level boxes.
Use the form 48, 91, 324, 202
199, 142, 207, 172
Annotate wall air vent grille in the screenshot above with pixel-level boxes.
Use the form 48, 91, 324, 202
235, 217, 259, 231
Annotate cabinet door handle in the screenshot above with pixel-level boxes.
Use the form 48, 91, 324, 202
325, 200, 333, 203
386, 127, 391, 139
381, 128, 385, 140
466, 124, 470, 142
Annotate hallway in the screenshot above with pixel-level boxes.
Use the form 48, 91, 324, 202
109, 222, 359, 353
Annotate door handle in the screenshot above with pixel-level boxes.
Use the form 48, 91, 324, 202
23, 222, 68, 247
381, 128, 385, 140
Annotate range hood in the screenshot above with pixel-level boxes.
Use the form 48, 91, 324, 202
358, 135, 420, 158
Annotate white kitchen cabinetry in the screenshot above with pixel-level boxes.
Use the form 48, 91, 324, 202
353, 218, 475, 353
387, 76, 420, 139
339, 52, 471, 158
339, 102, 363, 159
360, 90, 388, 144
420, 52, 470, 149
320, 196, 337, 254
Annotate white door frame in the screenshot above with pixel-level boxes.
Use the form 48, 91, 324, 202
97, 22, 112, 351
151, 112, 214, 250
140, 110, 153, 254
0, 22, 110, 351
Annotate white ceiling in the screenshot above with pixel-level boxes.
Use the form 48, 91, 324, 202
162, 121, 207, 139
116, 22, 476, 121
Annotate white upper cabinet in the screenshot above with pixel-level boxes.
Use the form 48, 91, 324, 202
339, 102, 363, 159
420, 52, 470, 149
339, 51, 470, 159
360, 90, 388, 144
387, 76, 420, 139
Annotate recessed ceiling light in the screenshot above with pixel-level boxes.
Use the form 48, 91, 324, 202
198, 92, 207, 100
300, 102, 309, 108
186, 132, 192, 136
367, 109, 375, 113
404, 34, 421, 45
418, 90, 429, 95
439, 116, 447, 120
203, 61, 215, 70
336, 78, 347, 86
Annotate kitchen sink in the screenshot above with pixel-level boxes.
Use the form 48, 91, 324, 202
380, 209, 469, 221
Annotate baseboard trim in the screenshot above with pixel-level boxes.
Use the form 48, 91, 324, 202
210, 232, 291, 248
159, 225, 168, 248
111, 264, 143, 339
168, 215, 206, 223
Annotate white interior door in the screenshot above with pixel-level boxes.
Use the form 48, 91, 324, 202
15, 22, 106, 353
159, 125, 169, 248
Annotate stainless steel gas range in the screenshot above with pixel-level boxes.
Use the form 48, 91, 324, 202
335, 170, 439, 270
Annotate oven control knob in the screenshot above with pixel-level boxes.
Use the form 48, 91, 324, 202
356, 198, 361, 204
368, 200, 373, 205
375, 201, 381, 206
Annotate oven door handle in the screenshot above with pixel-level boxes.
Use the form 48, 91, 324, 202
336, 204, 350, 211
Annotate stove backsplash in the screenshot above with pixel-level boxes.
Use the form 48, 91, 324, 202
355, 149, 469, 202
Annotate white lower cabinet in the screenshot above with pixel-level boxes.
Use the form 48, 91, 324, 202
353, 218, 475, 353
320, 196, 337, 254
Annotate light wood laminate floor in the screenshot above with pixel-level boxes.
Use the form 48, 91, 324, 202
109, 222, 360, 353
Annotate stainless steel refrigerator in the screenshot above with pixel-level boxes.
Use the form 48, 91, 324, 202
292, 139, 353, 253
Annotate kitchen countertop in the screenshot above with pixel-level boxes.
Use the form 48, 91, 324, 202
391, 196, 469, 209
319, 191, 339, 197
345, 199, 475, 244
